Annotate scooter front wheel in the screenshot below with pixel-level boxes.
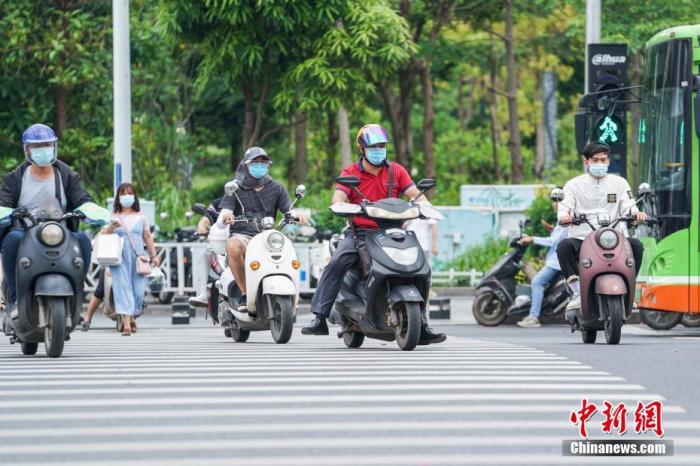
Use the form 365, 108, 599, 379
472, 290, 507, 327
603, 295, 624, 345
395, 302, 421, 351
44, 297, 67, 358
270, 296, 294, 344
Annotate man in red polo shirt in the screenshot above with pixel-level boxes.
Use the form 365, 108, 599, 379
302, 124, 446, 345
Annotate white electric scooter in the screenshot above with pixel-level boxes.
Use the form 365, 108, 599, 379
209, 181, 306, 344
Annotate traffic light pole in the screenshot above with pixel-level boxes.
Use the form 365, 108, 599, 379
585, 0, 601, 93
112, 0, 132, 194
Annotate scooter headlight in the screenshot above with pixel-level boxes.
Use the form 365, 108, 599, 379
267, 232, 285, 251
382, 246, 419, 266
598, 230, 619, 250
40, 223, 64, 246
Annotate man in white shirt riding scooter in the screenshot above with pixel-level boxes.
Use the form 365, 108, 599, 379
556, 142, 647, 324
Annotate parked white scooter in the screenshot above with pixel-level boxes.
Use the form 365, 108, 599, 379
210, 181, 306, 344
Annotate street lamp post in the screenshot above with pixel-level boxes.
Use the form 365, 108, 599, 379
112, 0, 132, 194
584, 0, 601, 93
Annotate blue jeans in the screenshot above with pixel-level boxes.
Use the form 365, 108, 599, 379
1, 228, 92, 305
528, 266, 560, 318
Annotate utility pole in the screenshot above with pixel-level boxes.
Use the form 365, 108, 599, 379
113, 0, 132, 194
584, 0, 601, 93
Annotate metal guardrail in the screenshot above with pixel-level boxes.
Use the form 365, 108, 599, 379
432, 268, 483, 287
86, 242, 210, 296
85, 242, 483, 295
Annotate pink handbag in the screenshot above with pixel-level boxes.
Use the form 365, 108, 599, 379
119, 215, 152, 276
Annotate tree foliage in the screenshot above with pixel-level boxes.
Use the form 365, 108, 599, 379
1, 0, 699, 234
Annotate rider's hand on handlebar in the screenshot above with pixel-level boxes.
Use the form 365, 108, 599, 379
558, 210, 573, 225
295, 212, 309, 225
222, 213, 235, 225
518, 236, 534, 246
634, 211, 648, 224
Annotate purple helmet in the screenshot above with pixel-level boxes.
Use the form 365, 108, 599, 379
22, 124, 58, 166
22, 124, 58, 145
356, 124, 389, 152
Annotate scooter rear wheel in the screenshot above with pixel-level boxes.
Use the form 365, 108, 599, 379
21, 342, 38, 355
44, 297, 67, 358
395, 302, 421, 351
230, 325, 250, 342
581, 329, 597, 344
343, 330, 365, 348
603, 295, 624, 345
472, 290, 507, 327
270, 296, 294, 344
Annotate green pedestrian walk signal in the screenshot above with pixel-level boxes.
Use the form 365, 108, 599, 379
597, 115, 621, 144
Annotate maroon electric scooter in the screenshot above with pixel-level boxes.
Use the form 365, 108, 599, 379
551, 187, 652, 345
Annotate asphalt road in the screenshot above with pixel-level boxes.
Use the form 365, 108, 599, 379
1, 298, 699, 465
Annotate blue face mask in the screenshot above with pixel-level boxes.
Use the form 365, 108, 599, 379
29, 147, 55, 166
248, 163, 269, 179
120, 194, 135, 208
365, 147, 387, 166
589, 162, 609, 178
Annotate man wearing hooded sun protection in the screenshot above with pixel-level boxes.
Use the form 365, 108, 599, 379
215, 146, 307, 315
301, 123, 446, 345
0, 124, 94, 319
556, 141, 646, 321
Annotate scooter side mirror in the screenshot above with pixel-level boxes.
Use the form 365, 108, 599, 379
550, 188, 565, 202
416, 179, 436, 191
192, 203, 208, 217
336, 176, 361, 189
224, 180, 239, 196
638, 183, 651, 196
159, 212, 169, 221
295, 184, 307, 200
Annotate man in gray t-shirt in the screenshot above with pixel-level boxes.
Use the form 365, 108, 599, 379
16, 168, 67, 218
0, 124, 93, 317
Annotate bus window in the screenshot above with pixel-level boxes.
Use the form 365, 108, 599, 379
639, 38, 692, 240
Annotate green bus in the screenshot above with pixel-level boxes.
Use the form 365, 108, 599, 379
635, 25, 700, 328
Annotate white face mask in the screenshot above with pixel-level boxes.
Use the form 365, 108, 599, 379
588, 162, 608, 178
120, 194, 135, 208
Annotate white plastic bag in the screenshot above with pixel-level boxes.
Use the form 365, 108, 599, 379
94, 234, 123, 266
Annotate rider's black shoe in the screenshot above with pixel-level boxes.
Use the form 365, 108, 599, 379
302, 316, 329, 335
418, 325, 446, 345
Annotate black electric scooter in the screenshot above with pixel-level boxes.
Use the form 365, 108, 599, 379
330, 177, 443, 351
1, 203, 108, 357
472, 222, 569, 326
